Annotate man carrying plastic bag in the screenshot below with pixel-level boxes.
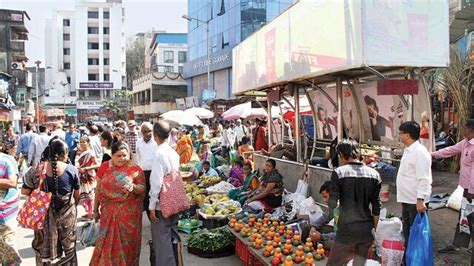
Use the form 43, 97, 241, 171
406, 213, 433, 265
396, 122, 433, 264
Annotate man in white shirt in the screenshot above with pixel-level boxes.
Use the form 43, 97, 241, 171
396, 121, 432, 263
136, 122, 157, 212
28, 125, 51, 166
50, 122, 66, 141
220, 122, 236, 157
148, 121, 181, 266
234, 119, 247, 146
88, 125, 103, 163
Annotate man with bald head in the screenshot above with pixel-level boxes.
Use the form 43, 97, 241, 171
148, 121, 182, 266
136, 122, 158, 212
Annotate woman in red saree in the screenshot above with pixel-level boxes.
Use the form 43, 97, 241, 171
90, 142, 145, 266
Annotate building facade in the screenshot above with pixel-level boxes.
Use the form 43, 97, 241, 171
183, 0, 295, 103
133, 32, 187, 122
45, 0, 125, 123
147, 32, 187, 74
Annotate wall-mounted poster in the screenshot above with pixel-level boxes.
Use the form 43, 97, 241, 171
342, 87, 360, 140
355, 82, 407, 145
307, 89, 337, 140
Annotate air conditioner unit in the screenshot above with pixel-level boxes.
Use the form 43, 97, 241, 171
11, 62, 24, 70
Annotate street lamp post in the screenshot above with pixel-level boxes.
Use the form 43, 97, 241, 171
60, 81, 69, 122
34, 60, 41, 123
182, 14, 212, 97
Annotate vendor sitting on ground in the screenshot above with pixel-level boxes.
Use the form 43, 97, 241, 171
244, 159, 284, 211
229, 162, 259, 204
199, 160, 219, 177
228, 159, 244, 187
200, 142, 212, 162
238, 137, 254, 161
301, 181, 337, 250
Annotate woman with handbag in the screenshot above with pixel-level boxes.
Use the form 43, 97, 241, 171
90, 141, 145, 265
77, 136, 100, 220
21, 138, 80, 265
149, 121, 187, 266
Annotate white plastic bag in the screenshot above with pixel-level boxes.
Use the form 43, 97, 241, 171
459, 199, 474, 234
446, 185, 464, 211
375, 217, 404, 257
295, 179, 308, 197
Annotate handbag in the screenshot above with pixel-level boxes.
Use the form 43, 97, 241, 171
159, 171, 190, 218
17, 162, 52, 230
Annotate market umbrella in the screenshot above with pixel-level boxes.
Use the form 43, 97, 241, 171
160, 110, 202, 126
222, 102, 281, 120
184, 107, 214, 119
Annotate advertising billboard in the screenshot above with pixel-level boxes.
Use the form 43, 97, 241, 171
232, 0, 449, 95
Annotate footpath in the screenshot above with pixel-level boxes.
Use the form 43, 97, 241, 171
14, 170, 469, 265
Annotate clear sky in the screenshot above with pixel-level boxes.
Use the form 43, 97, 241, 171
0, 0, 188, 66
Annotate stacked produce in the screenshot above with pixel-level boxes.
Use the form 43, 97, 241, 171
199, 194, 242, 218
199, 175, 221, 186
184, 182, 206, 205
206, 181, 234, 194
228, 214, 327, 265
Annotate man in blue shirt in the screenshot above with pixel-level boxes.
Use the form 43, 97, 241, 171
16, 123, 36, 162
65, 123, 80, 164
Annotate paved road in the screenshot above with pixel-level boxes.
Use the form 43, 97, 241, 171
14, 194, 241, 266
13, 170, 471, 265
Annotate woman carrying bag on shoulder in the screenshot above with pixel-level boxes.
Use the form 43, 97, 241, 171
21, 138, 80, 265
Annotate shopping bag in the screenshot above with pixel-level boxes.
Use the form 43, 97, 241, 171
17, 162, 51, 230
159, 171, 190, 218
79, 221, 100, 247
406, 213, 434, 266
459, 198, 473, 234
294, 164, 309, 197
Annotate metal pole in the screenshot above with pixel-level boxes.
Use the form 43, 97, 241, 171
206, 21, 211, 93
34, 60, 41, 123
267, 96, 272, 146
336, 77, 343, 141
295, 86, 301, 162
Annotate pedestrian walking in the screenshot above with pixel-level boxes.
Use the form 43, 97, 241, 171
22, 139, 80, 264
0, 151, 20, 256
432, 117, 474, 263
88, 125, 103, 163
27, 125, 51, 166
136, 122, 157, 213
50, 122, 66, 141
65, 123, 79, 164
396, 121, 432, 263
99, 130, 114, 163
77, 136, 100, 220
326, 139, 381, 265
16, 122, 36, 163
126, 120, 139, 164
3, 124, 19, 156
149, 121, 183, 266
91, 141, 145, 265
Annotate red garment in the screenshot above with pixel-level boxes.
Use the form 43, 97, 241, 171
255, 126, 268, 151
420, 127, 429, 139
90, 161, 145, 266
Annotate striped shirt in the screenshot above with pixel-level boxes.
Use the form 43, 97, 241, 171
0, 153, 19, 224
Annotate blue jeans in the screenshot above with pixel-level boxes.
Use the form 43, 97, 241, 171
310, 157, 329, 168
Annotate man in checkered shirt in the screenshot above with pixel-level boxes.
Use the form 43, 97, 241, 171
126, 120, 139, 164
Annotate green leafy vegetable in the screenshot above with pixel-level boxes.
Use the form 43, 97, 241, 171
187, 226, 235, 252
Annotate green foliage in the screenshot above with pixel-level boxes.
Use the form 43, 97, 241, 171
187, 226, 235, 252
126, 36, 146, 90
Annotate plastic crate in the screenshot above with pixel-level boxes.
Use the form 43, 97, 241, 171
235, 237, 251, 265
249, 253, 265, 266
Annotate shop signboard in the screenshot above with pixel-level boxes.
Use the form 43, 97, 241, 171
77, 100, 103, 110
79, 82, 114, 89
202, 89, 216, 102
175, 98, 186, 110
65, 108, 78, 116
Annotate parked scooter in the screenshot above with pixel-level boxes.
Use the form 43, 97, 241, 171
433, 123, 457, 169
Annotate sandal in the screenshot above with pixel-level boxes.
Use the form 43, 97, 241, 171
438, 245, 460, 253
